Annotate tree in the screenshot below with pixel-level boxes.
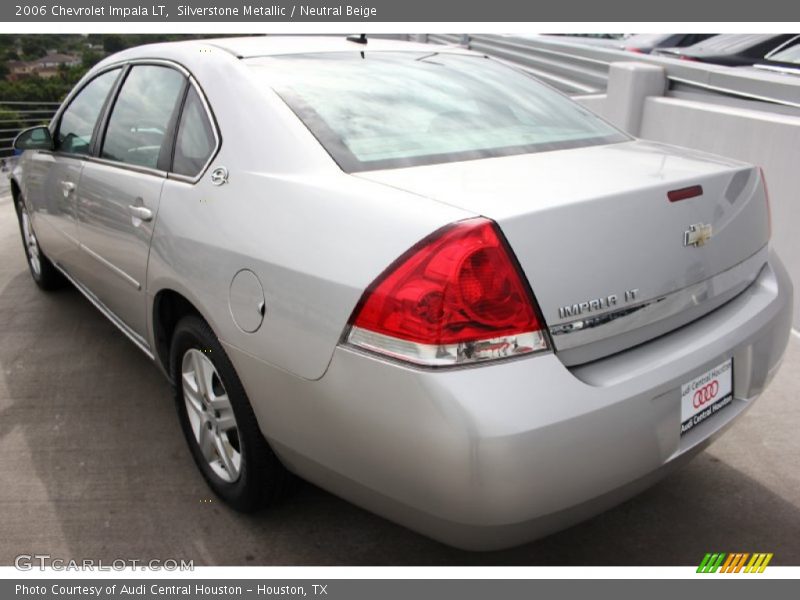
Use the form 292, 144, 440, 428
21, 37, 48, 59
81, 50, 101, 70
103, 35, 126, 54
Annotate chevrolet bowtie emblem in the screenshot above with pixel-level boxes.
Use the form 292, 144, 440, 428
684, 223, 713, 247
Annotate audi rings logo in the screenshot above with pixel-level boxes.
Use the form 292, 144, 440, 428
693, 380, 720, 408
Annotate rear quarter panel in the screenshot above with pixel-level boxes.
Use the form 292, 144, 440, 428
147, 59, 472, 379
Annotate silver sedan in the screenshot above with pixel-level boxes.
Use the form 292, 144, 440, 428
9, 36, 793, 550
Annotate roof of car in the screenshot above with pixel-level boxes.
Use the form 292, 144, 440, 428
107, 35, 470, 62
203, 35, 466, 58
91, 36, 478, 84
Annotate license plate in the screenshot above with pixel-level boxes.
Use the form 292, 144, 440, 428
680, 359, 733, 436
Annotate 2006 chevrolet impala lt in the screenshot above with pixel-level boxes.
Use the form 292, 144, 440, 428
9, 36, 793, 550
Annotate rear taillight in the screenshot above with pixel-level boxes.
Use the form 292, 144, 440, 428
346, 218, 549, 367
759, 167, 772, 240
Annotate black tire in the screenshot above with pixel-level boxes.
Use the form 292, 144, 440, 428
170, 315, 289, 512
14, 196, 66, 291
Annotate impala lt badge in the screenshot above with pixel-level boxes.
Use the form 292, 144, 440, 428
685, 223, 713, 247
558, 289, 639, 319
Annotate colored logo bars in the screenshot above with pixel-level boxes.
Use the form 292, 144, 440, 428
697, 553, 773, 573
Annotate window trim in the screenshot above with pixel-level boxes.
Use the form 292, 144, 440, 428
167, 75, 222, 183
49, 58, 221, 184
166, 75, 222, 183
163, 82, 191, 173
158, 77, 191, 173
95, 62, 188, 175
49, 66, 124, 159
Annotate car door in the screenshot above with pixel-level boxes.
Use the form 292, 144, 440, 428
74, 63, 186, 341
21, 68, 122, 272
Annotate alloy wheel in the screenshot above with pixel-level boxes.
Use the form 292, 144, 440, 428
181, 348, 242, 483
20, 207, 41, 277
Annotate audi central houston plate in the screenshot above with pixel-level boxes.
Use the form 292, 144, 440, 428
680, 359, 734, 436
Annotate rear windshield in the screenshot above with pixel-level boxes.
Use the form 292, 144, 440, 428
248, 52, 627, 172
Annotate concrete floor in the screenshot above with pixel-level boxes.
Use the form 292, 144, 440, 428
0, 190, 798, 566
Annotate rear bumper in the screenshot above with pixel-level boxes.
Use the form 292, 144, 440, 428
225, 249, 793, 550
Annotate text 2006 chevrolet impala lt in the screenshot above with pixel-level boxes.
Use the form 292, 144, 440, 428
9, 37, 793, 550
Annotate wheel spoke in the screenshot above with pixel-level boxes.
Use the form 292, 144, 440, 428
208, 391, 231, 411
198, 423, 216, 463
214, 434, 239, 478
191, 351, 212, 398
182, 372, 204, 416
215, 409, 237, 433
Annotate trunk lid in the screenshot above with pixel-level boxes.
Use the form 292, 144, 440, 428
356, 140, 770, 365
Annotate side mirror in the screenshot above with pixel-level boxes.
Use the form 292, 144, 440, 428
13, 126, 54, 152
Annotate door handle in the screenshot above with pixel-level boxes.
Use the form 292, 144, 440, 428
61, 181, 75, 198
127, 205, 153, 222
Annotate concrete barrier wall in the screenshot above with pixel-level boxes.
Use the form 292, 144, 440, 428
640, 97, 800, 329
576, 65, 800, 328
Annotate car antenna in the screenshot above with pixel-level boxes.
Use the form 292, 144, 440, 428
347, 34, 368, 45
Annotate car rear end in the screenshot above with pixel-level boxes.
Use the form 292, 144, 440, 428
339, 156, 790, 549
232, 47, 793, 549
229, 237, 791, 549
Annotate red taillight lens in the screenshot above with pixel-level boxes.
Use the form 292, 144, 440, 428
625, 47, 644, 53
346, 218, 548, 366
759, 167, 772, 240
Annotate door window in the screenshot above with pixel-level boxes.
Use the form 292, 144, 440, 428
56, 68, 121, 155
101, 65, 185, 169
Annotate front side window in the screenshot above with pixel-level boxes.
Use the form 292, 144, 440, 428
102, 65, 185, 169
56, 68, 121, 155
172, 86, 216, 177
249, 52, 628, 172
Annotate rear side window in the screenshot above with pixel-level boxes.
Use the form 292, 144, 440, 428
101, 65, 185, 169
56, 68, 121, 155
172, 87, 216, 177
